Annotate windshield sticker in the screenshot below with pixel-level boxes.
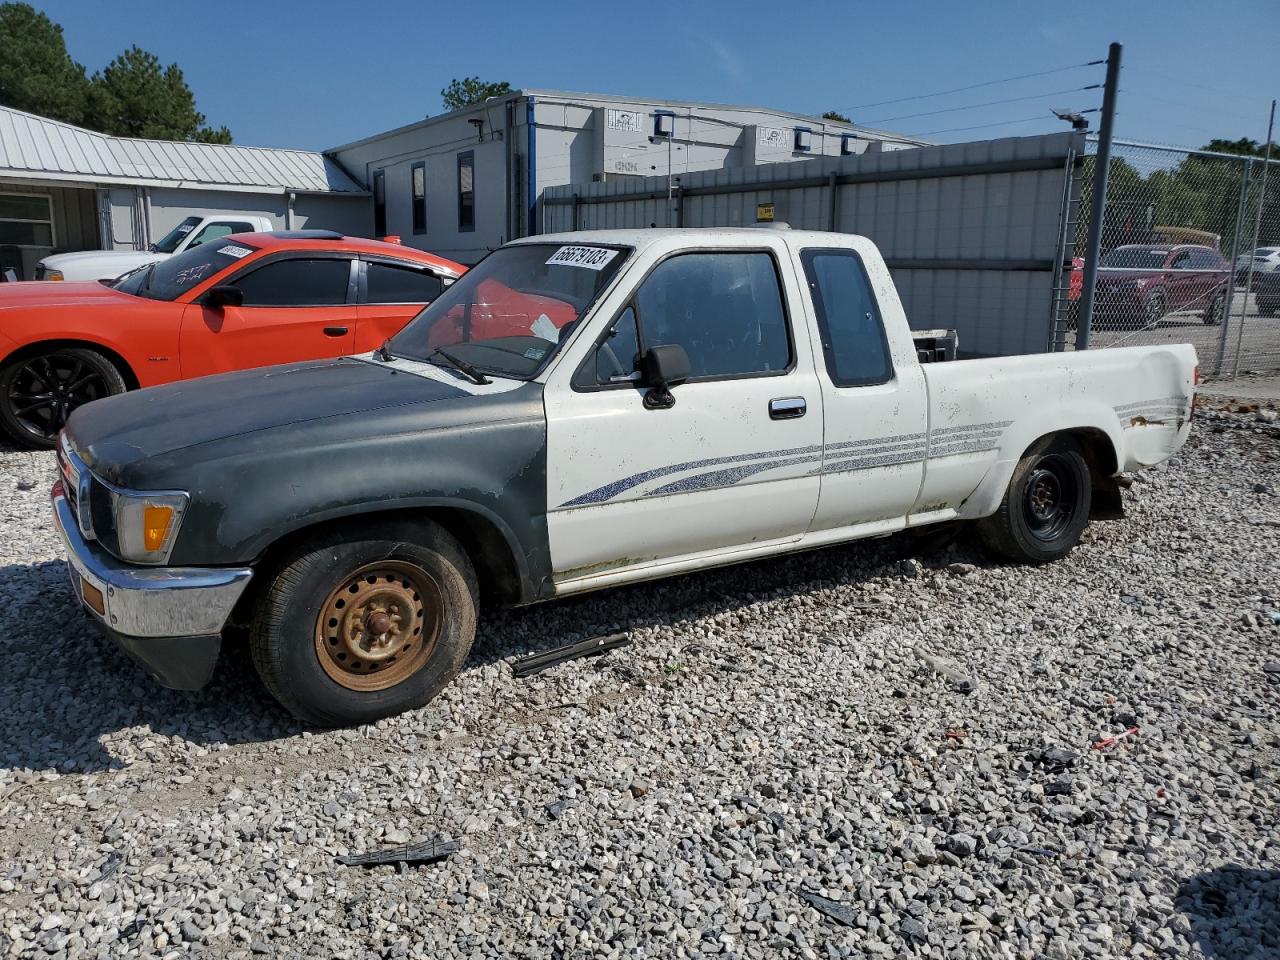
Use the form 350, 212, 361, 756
218, 244, 255, 259
173, 264, 212, 285
523, 346, 547, 361
176, 224, 194, 234
545, 245, 619, 271
531, 313, 559, 342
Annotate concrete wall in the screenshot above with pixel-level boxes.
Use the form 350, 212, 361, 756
544, 132, 1084, 357
0, 181, 98, 279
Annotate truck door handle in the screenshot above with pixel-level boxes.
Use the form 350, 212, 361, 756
323, 326, 349, 337
769, 397, 807, 420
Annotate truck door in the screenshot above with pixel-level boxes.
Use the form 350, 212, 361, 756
179, 254, 357, 378
544, 248, 823, 582
797, 246, 928, 532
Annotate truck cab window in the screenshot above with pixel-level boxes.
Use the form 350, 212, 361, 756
800, 248, 893, 386
595, 306, 642, 384
188, 222, 254, 248
633, 252, 790, 379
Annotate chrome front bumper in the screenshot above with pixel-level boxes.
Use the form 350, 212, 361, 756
52, 486, 253, 639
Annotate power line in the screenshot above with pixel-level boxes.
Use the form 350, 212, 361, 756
864, 87, 1100, 125
844, 61, 1102, 112
1125, 63, 1278, 106
916, 113, 1085, 137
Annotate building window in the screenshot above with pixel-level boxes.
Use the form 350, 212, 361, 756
411, 162, 426, 235
373, 170, 386, 236
457, 152, 475, 232
0, 193, 54, 246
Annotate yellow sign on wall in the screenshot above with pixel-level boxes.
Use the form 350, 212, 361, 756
756, 202, 775, 222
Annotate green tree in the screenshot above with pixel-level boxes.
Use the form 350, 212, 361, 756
441, 77, 513, 111
87, 46, 230, 142
822, 110, 852, 124
0, 2, 89, 124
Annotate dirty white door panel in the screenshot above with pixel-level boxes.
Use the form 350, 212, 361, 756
545, 247, 823, 582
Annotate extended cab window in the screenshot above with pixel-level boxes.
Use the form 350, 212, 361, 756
800, 248, 893, 387
366, 261, 443, 304
634, 252, 791, 379
235, 258, 352, 306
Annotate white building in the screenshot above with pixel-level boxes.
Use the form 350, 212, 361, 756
328, 88, 929, 264
0, 105, 370, 280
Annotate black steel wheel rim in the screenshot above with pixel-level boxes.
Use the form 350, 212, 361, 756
6, 354, 108, 441
1023, 455, 1077, 542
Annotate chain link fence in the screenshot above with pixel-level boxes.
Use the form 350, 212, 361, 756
1068, 138, 1280, 377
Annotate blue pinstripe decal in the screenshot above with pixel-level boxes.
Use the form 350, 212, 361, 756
560, 444, 825, 506
558, 420, 1013, 507
646, 453, 824, 497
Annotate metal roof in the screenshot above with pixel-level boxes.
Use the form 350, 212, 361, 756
0, 105, 364, 194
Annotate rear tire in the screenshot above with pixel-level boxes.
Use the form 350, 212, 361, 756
249, 519, 478, 727
976, 436, 1092, 564
0, 347, 127, 448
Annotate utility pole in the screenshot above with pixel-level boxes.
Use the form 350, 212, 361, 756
1075, 41, 1122, 351
1231, 98, 1276, 379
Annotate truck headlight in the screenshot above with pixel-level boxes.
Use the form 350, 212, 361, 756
43, 269, 64, 281
109, 489, 188, 564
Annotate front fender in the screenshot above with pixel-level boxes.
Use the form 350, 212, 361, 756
154, 385, 553, 601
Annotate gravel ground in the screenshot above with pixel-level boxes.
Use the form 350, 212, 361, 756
1, 402, 1278, 960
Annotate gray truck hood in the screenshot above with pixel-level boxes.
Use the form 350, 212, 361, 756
66, 357, 476, 485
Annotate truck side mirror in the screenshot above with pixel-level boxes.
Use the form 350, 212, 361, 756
642, 344, 690, 410
205, 285, 243, 309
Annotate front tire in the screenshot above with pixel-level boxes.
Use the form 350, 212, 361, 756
1203, 289, 1226, 325
250, 519, 478, 726
976, 436, 1092, 564
0, 347, 127, 448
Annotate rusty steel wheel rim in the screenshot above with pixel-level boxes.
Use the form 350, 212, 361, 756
314, 561, 443, 692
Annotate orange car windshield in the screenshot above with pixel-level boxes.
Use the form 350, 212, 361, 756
386, 243, 629, 380
113, 238, 258, 301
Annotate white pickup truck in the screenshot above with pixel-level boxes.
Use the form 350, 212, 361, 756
35, 213, 273, 282
54, 227, 1197, 725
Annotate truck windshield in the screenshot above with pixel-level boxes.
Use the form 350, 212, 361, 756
386, 243, 629, 380
113, 238, 258, 301
151, 216, 202, 253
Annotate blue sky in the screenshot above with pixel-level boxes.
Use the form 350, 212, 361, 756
33, 0, 1280, 151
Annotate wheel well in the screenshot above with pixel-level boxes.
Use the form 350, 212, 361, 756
1045, 427, 1124, 520
0, 339, 139, 390
230, 506, 525, 625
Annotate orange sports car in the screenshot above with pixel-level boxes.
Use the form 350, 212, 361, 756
0, 231, 464, 447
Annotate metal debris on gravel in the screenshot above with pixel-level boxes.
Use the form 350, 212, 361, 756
1, 399, 1278, 958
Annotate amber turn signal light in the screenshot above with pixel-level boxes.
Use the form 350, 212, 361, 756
143, 505, 176, 553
